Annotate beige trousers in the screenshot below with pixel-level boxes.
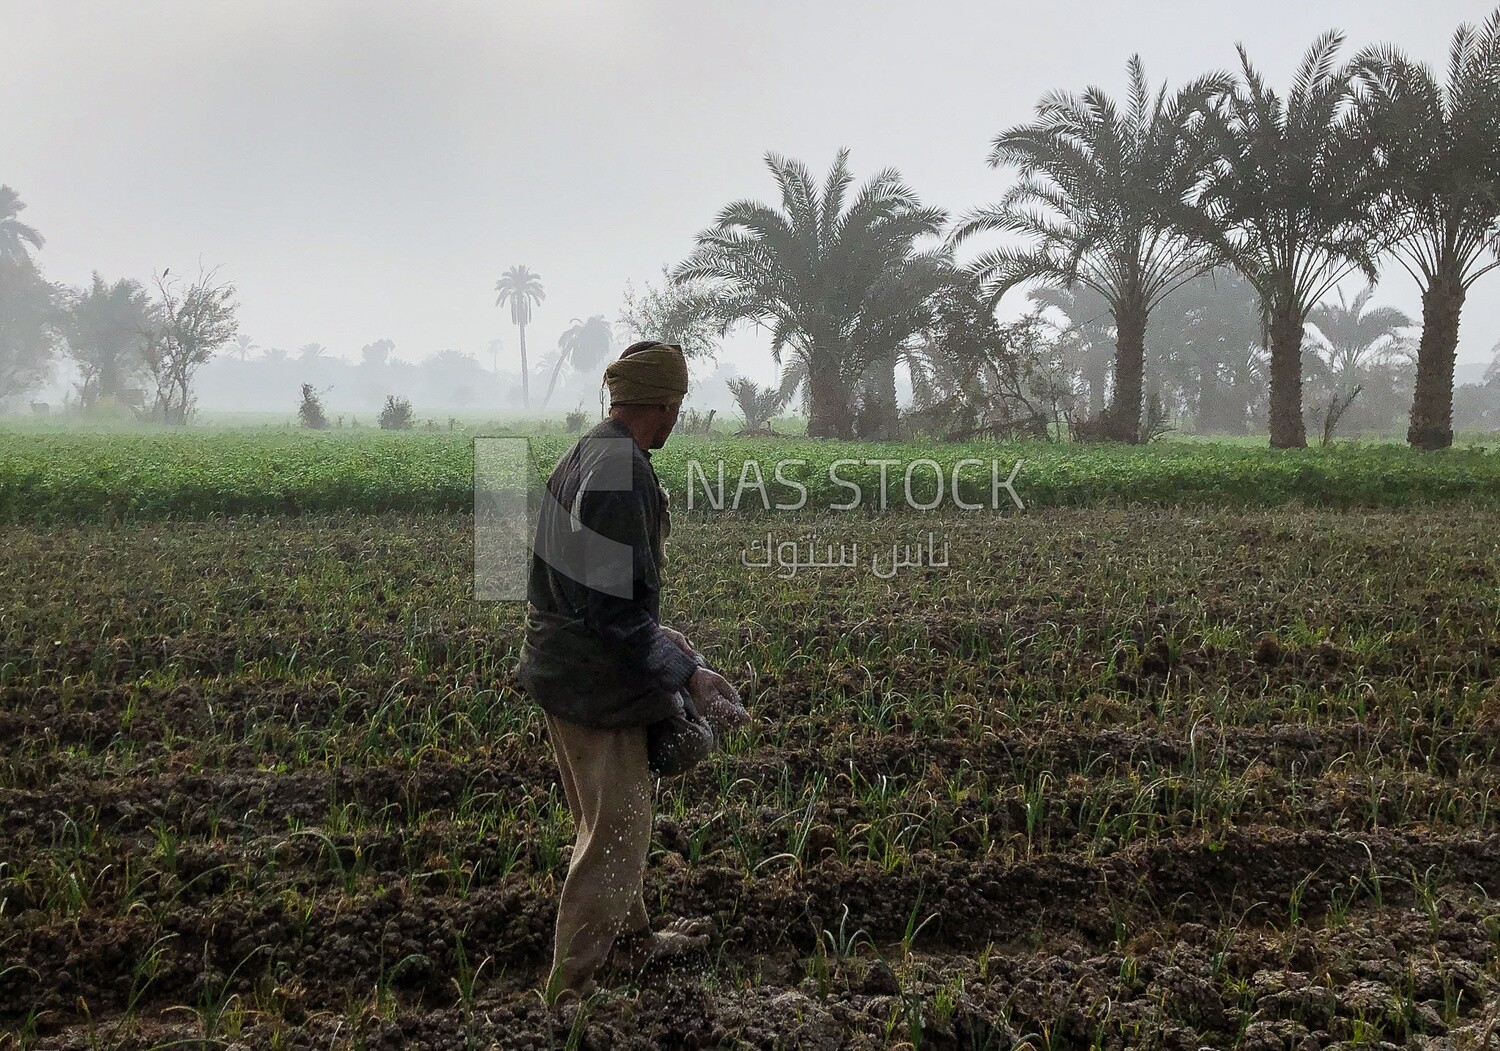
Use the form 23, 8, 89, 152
543, 712, 654, 991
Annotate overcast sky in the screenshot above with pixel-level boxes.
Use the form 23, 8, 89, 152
5, 0, 1499, 390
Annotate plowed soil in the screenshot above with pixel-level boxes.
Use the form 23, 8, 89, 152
2, 508, 1498, 1049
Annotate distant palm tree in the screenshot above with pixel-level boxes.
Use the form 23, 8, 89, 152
0, 185, 44, 264
230, 334, 258, 362
1029, 285, 1115, 420
1307, 284, 1412, 379
298, 343, 329, 362
1351, 10, 1500, 449
494, 265, 545, 408
1195, 32, 1387, 448
541, 314, 612, 410
1151, 268, 1267, 434
676, 149, 947, 438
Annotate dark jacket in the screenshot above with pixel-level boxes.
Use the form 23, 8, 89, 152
517, 417, 699, 728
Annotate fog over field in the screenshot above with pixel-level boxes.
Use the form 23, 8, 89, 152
4, 0, 1499, 417
9, 5, 1500, 1046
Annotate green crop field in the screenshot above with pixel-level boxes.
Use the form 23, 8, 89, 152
1, 424, 1499, 1048
2, 428, 1498, 524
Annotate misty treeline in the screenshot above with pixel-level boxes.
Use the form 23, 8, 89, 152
0, 188, 241, 425
6, 15, 1500, 444
660, 14, 1500, 447
202, 342, 497, 420
0, 220, 513, 423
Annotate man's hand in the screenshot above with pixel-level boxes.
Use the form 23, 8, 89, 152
660, 625, 697, 657
688, 667, 750, 729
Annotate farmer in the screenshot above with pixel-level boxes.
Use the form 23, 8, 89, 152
517, 340, 749, 1003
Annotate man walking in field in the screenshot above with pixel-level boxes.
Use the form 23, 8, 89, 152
518, 340, 749, 1003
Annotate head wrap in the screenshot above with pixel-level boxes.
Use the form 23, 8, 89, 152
604, 342, 689, 406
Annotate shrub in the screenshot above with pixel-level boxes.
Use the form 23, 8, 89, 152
378, 395, 414, 430
678, 408, 717, 436
298, 384, 329, 429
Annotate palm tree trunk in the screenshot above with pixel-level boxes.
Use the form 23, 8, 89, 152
806, 351, 851, 439
518, 322, 531, 409
1407, 268, 1466, 452
1107, 303, 1146, 443
540, 347, 570, 412
1267, 303, 1308, 449
865, 347, 899, 440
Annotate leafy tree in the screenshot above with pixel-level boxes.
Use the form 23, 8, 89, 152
61, 273, 153, 409
678, 149, 947, 439
619, 267, 723, 362
0, 185, 44, 264
141, 267, 239, 424
0, 258, 59, 408
1351, 10, 1500, 449
494, 265, 545, 408
907, 277, 1083, 441
954, 57, 1230, 442
541, 314, 612, 410
360, 339, 396, 369
1195, 32, 1387, 447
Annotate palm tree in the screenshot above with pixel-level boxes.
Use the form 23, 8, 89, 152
1307, 284, 1412, 379
848, 252, 955, 438
0, 186, 44, 264
1195, 32, 1387, 448
1351, 11, 1500, 449
230, 334, 258, 362
494, 265, 545, 409
953, 57, 1230, 442
541, 314, 612, 410
726, 376, 791, 432
676, 149, 947, 439
1029, 285, 1115, 419
1155, 268, 1268, 434
298, 342, 329, 362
